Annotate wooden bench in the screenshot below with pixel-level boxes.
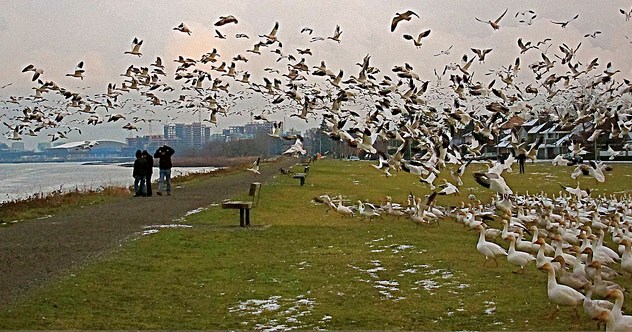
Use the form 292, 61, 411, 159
292, 166, 310, 186
221, 182, 261, 227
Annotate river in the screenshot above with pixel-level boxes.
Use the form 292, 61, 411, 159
0, 162, 217, 203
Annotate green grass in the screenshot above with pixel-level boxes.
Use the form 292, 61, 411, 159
0, 186, 130, 224
1, 160, 631, 330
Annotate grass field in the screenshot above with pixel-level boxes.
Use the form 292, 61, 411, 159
1, 159, 631, 330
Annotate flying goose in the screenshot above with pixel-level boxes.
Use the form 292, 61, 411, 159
65, 61, 85, 80
247, 157, 261, 176
173, 22, 192, 35
327, 25, 343, 43
402, 30, 431, 49
260, 22, 279, 43
475, 8, 508, 30
471, 48, 492, 63
620, 7, 632, 21
214, 15, 238, 26
391, 10, 419, 32
551, 14, 579, 28
22, 64, 44, 81
473, 171, 513, 197
124, 37, 143, 57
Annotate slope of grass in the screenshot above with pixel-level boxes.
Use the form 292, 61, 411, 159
1, 159, 631, 330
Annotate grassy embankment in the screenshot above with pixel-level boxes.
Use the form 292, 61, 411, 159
1, 159, 631, 330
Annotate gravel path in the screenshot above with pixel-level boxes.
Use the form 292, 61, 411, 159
0, 157, 297, 307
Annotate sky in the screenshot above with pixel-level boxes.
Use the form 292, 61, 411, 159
0, 1, 631, 149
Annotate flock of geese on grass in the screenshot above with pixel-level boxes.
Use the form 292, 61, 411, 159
313, 159, 632, 329
456, 187, 632, 330
2, 6, 632, 329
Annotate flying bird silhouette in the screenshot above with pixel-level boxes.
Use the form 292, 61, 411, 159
391, 10, 419, 32
403, 30, 431, 48
475, 8, 508, 30
124, 37, 143, 57
173, 22, 192, 35
214, 15, 238, 26
551, 14, 579, 28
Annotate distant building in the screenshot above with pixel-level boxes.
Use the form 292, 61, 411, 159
222, 122, 278, 141
163, 122, 212, 148
37, 142, 51, 151
10, 142, 25, 151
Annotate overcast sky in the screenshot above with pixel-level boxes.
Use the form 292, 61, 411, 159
1, 1, 631, 148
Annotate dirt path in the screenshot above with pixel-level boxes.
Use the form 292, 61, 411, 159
0, 157, 298, 307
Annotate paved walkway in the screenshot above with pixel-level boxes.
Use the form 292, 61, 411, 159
0, 157, 297, 307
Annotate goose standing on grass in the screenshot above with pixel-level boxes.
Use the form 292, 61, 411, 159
474, 224, 507, 267
384, 196, 405, 219
552, 256, 590, 291
539, 262, 585, 319
535, 238, 561, 271
619, 239, 632, 276
506, 235, 536, 273
596, 289, 632, 331
582, 283, 614, 329
334, 195, 355, 217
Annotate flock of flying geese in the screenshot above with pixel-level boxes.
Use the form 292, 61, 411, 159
2, 6, 632, 328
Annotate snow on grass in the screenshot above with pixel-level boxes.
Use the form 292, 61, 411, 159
228, 294, 322, 331
140, 224, 193, 236
184, 207, 207, 216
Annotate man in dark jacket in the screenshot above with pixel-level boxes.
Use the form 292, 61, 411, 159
132, 150, 148, 197
142, 150, 154, 197
154, 145, 175, 196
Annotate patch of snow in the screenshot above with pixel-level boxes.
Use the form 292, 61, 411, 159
185, 207, 207, 216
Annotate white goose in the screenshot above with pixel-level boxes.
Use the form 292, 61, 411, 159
596, 289, 632, 331
619, 239, 632, 276
357, 201, 380, 220
582, 284, 614, 328
539, 262, 585, 319
334, 195, 354, 217
506, 235, 536, 273
551, 256, 590, 291
590, 261, 625, 298
501, 219, 520, 240
474, 225, 507, 267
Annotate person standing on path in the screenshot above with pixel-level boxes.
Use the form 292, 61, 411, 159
142, 150, 154, 197
517, 152, 526, 174
132, 150, 148, 197
154, 145, 175, 196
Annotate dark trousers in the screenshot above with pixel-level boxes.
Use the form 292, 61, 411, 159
519, 161, 525, 174
146, 174, 152, 196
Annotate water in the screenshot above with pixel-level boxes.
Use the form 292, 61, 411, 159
0, 162, 217, 203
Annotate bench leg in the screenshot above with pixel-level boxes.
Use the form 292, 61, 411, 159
239, 208, 245, 227
300, 177, 305, 186
245, 209, 250, 226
